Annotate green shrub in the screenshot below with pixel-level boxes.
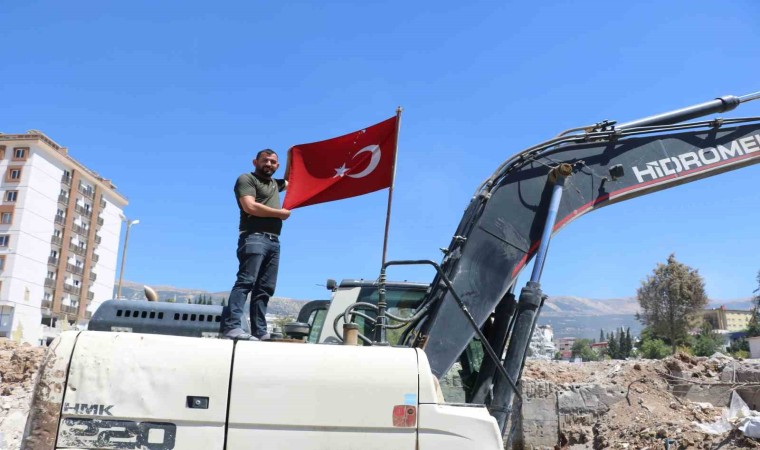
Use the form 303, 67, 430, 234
641, 338, 671, 359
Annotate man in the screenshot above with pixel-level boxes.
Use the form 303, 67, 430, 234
223, 149, 290, 340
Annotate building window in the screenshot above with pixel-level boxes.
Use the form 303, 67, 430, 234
5, 167, 22, 182
0, 255, 5, 271
0, 235, 9, 247
12, 147, 29, 161
0, 146, 5, 159
1, 212, 12, 224
0, 305, 12, 329
4, 191, 17, 202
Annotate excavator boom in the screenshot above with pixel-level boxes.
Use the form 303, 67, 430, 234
413, 102, 760, 382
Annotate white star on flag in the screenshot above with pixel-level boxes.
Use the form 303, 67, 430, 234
333, 163, 349, 178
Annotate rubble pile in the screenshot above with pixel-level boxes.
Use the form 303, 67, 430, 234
0, 339, 45, 450
523, 353, 760, 449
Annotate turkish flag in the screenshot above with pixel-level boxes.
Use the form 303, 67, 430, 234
283, 116, 398, 209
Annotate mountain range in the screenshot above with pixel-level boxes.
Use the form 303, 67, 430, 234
115, 281, 754, 339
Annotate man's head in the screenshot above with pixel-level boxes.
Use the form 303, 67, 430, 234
253, 149, 279, 178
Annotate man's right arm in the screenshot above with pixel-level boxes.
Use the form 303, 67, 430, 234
239, 196, 291, 220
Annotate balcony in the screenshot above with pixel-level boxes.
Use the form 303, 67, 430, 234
61, 174, 71, 185
97, 216, 104, 227
51, 235, 63, 246
100, 199, 106, 209
66, 263, 83, 276
58, 194, 68, 205
54, 215, 65, 226
72, 224, 88, 237
61, 304, 79, 315
87, 291, 94, 300
78, 186, 94, 200
85, 310, 92, 319
41, 300, 52, 309
74, 205, 92, 218
44, 278, 56, 288
89, 272, 97, 282
63, 284, 81, 295
94, 234, 101, 245
92, 253, 99, 263
48, 256, 59, 266
69, 244, 86, 256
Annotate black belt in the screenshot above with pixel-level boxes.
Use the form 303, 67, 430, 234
241, 231, 280, 242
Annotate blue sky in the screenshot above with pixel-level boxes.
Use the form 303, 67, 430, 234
2, 0, 759, 302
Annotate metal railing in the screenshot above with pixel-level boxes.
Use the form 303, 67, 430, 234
44, 278, 55, 288
94, 234, 101, 244
74, 205, 92, 218
61, 174, 71, 185
87, 291, 94, 300
41, 300, 52, 309
63, 284, 81, 295
61, 304, 78, 315
58, 194, 68, 205
54, 215, 65, 225
97, 216, 104, 226
72, 224, 88, 237
68, 244, 86, 256
92, 253, 99, 263
89, 272, 97, 282
51, 235, 62, 246
100, 199, 106, 209
48, 256, 59, 266
66, 263, 83, 276
78, 186, 94, 199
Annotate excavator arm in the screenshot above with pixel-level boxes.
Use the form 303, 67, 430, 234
387, 93, 760, 432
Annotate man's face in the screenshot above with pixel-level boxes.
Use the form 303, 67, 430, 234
253, 153, 279, 178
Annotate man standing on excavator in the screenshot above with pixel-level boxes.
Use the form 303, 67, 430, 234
223, 149, 290, 340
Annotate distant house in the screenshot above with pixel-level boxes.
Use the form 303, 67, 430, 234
590, 341, 608, 355
557, 337, 576, 353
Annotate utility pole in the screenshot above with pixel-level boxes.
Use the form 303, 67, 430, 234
117, 217, 140, 299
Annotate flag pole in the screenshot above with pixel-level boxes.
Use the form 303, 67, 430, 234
381, 107, 402, 268
376, 106, 402, 345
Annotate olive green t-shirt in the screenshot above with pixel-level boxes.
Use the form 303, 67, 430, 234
234, 172, 286, 235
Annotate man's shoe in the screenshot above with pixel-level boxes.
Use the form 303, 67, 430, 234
257, 333, 272, 341
223, 329, 259, 341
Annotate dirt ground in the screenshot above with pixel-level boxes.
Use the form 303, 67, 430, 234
0, 339, 46, 450
523, 353, 760, 449
1, 338, 760, 450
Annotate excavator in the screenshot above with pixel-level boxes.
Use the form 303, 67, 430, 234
21, 92, 760, 449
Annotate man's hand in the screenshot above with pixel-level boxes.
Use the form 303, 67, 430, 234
279, 208, 291, 220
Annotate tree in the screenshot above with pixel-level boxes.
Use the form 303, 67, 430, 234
600, 329, 605, 343
749, 271, 760, 337
636, 254, 708, 353
607, 333, 619, 359
571, 338, 598, 361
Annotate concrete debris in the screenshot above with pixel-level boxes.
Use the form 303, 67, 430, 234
0, 339, 45, 450
520, 354, 760, 449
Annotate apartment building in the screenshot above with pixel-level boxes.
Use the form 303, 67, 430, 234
0, 131, 127, 345
701, 305, 753, 333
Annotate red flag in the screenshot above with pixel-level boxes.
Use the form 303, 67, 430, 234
283, 116, 398, 209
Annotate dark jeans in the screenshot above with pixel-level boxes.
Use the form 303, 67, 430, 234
225, 232, 280, 337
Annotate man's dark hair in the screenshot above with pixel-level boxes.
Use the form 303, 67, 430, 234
256, 149, 277, 160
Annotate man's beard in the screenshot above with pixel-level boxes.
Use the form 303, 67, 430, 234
256, 168, 275, 178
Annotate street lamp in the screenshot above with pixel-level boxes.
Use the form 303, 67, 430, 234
117, 217, 140, 299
